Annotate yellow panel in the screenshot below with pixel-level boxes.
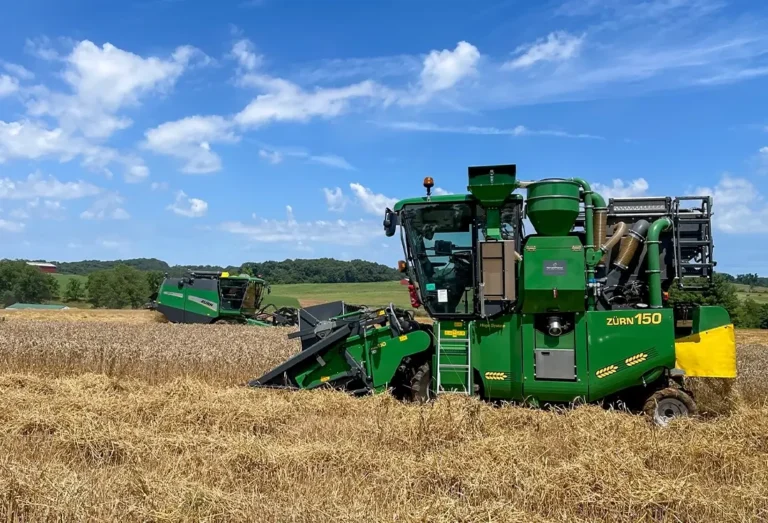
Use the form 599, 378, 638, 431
675, 324, 737, 378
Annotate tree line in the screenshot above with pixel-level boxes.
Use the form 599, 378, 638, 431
49, 257, 402, 283
669, 274, 768, 329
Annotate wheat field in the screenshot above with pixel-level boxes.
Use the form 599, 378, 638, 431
1, 317, 767, 522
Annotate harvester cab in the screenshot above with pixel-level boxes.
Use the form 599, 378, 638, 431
250, 163, 736, 426
153, 271, 298, 326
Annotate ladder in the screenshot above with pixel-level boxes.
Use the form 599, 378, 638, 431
672, 196, 715, 290
436, 322, 473, 394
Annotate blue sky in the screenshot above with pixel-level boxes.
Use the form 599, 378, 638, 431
1, 0, 767, 274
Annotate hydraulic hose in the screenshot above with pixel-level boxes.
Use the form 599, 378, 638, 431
646, 217, 672, 309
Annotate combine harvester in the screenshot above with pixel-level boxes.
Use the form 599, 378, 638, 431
150, 271, 300, 326
250, 164, 736, 425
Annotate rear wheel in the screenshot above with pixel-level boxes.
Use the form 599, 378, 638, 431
643, 387, 697, 427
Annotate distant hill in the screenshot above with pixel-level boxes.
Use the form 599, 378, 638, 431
47, 257, 402, 284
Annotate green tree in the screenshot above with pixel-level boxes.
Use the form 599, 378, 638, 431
0, 261, 56, 304
64, 279, 85, 302
87, 265, 149, 309
668, 273, 741, 322
146, 271, 164, 293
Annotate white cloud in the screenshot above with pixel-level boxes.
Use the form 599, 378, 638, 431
0, 172, 101, 200
258, 146, 354, 170
0, 219, 25, 233
151, 181, 169, 191
420, 41, 480, 94
259, 149, 283, 164
592, 178, 649, 199
433, 187, 451, 196
2, 62, 34, 80
124, 159, 150, 183
696, 66, 768, 85
0, 75, 19, 97
167, 190, 208, 217
323, 187, 346, 212
504, 31, 585, 70
10, 208, 29, 219
349, 183, 397, 215
222, 205, 382, 246
24, 39, 208, 140
143, 115, 237, 173
80, 192, 129, 220
696, 174, 768, 233
309, 154, 354, 170
374, 121, 603, 139
231, 39, 262, 71
235, 76, 391, 127
100, 239, 128, 250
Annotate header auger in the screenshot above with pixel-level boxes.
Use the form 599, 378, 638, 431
250, 164, 736, 426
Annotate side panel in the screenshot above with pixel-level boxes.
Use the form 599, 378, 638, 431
156, 279, 186, 321
473, 315, 521, 400
521, 313, 588, 403
183, 283, 220, 322
370, 329, 432, 388
587, 309, 675, 401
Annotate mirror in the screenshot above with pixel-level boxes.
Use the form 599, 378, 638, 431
383, 208, 398, 237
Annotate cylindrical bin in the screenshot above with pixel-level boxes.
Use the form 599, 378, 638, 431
526, 179, 581, 236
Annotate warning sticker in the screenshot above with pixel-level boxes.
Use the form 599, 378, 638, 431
437, 289, 448, 303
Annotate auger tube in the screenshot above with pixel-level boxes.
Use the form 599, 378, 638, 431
646, 216, 672, 308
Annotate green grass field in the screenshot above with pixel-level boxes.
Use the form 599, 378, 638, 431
735, 283, 768, 304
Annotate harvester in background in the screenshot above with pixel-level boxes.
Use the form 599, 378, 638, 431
149, 271, 299, 326
249, 164, 736, 426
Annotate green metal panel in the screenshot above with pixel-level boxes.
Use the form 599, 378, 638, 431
521, 313, 589, 403
183, 286, 220, 320
525, 179, 581, 236
692, 305, 731, 333
157, 282, 186, 311
370, 329, 432, 388
587, 309, 676, 402
472, 315, 522, 400
521, 236, 586, 314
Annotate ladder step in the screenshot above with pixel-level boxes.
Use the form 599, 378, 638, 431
678, 240, 711, 246
439, 364, 470, 369
439, 338, 470, 343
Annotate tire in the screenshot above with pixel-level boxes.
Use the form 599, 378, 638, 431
643, 387, 697, 427
409, 361, 432, 403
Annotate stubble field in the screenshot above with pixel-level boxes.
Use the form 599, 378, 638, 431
1, 314, 767, 522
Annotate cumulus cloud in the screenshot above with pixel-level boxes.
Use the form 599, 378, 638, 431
0, 219, 25, 233
349, 183, 398, 215
167, 190, 208, 217
323, 187, 346, 212
231, 39, 262, 71
696, 174, 768, 233
0, 171, 101, 200
143, 115, 237, 174
420, 41, 480, 94
80, 192, 130, 220
592, 178, 649, 200
0, 75, 19, 97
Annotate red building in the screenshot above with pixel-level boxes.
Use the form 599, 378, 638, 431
26, 262, 57, 273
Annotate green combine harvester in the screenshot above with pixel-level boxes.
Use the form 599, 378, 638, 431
150, 270, 299, 326
250, 164, 736, 425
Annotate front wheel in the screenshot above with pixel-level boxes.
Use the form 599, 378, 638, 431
409, 361, 432, 403
643, 387, 697, 427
